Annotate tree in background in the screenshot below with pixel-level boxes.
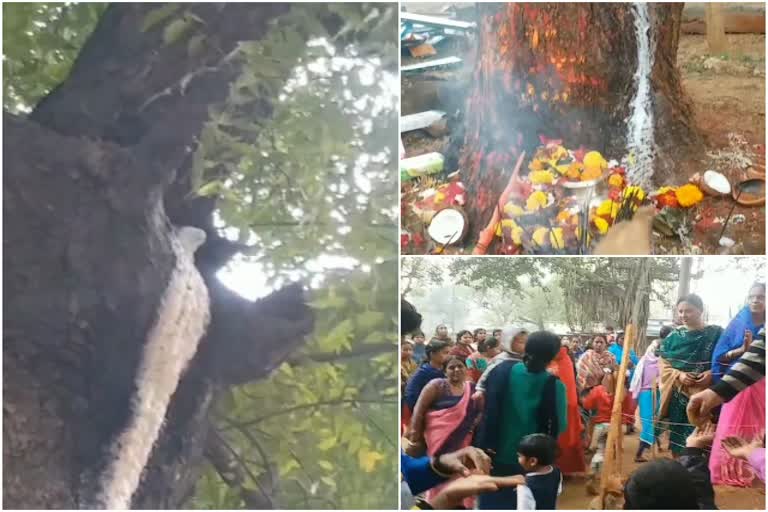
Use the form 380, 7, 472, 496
4, 3, 397, 509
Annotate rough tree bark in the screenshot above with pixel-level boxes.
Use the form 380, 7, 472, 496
1, 3, 354, 508
453, 3, 702, 241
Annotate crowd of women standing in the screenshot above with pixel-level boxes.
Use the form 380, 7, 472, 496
400, 281, 766, 509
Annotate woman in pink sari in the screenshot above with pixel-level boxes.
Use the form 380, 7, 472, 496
405, 356, 483, 507
709, 283, 766, 487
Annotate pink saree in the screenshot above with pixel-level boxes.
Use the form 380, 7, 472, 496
709, 379, 766, 486
424, 381, 477, 508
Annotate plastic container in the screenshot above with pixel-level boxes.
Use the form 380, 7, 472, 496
400, 152, 444, 182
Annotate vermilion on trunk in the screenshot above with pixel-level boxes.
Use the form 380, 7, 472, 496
456, 3, 702, 245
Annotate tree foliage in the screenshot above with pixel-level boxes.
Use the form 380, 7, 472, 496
401, 257, 444, 298
2, 2, 106, 112
445, 257, 680, 335
4, 2, 397, 509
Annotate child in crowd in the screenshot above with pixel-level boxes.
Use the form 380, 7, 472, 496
412, 331, 427, 363
401, 340, 418, 394
582, 370, 615, 493
516, 434, 563, 510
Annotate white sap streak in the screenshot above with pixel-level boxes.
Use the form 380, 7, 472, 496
626, 3, 656, 189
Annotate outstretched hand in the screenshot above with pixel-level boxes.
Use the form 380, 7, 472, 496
686, 423, 716, 449
429, 474, 525, 509
434, 446, 492, 477
721, 433, 765, 461
687, 388, 724, 426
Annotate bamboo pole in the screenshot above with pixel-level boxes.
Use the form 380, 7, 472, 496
651, 377, 658, 459
599, 323, 635, 507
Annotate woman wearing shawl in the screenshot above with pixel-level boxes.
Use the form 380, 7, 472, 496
709, 282, 765, 486
548, 346, 586, 475
629, 325, 672, 462
657, 294, 723, 456
406, 356, 483, 508
576, 336, 617, 393
577, 336, 617, 448
450, 329, 476, 360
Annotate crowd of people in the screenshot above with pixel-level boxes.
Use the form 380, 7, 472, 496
400, 282, 766, 509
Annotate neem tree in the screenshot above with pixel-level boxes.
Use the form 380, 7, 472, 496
4, 3, 397, 509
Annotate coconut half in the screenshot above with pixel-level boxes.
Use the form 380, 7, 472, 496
427, 207, 468, 246
693, 170, 731, 196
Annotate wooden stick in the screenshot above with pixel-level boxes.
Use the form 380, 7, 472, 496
599, 323, 635, 508
472, 151, 526, 255
651, 377, 658, 459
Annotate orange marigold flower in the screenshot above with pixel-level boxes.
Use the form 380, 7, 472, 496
675, 184, 704, 208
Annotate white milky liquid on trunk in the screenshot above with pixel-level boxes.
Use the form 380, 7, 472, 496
626, 3, 656, 189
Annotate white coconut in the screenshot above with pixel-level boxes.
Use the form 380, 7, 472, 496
702, 170, 731, 196
427, 208, 466, 245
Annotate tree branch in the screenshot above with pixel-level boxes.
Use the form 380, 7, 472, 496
206, 428, 275, 509
285, 342, 394, 367
228, 398, 394, 429
199, 278, 315, 387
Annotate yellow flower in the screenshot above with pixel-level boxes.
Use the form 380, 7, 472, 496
623, 186, 646, 201
581, 166, 602, 181
526, 191, 549, 211
550, 145, 568, 161
504, 203, 525, 217
555, 164, 571, 175
528, 159, 546, 172
594, 216, 610, 234
530, 170, 556, 184
608, 174, 624, 188
584, 151, 607, 170
501, 219, 524, 245
532, 227, 549, 247
675, 184, 704, 208
549, 228, 565, 249
434, 191, 446, 203
596, 199, 618, 219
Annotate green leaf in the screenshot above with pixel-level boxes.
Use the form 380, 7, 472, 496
317, 460, 334, 471
141, 4, 180, 32
317, 436, 337, 451
163, 16, 194, 45
187, 33, 206, 57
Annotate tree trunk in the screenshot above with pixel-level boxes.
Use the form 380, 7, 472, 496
2, 4, 332, 508
456, 2, 702, 243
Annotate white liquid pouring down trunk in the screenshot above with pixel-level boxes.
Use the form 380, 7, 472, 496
626, 3, 656, 190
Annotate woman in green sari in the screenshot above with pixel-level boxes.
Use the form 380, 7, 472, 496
657, 294, 723, 456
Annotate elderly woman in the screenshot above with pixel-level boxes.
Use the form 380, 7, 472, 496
657, 294, 723, 456
709, 282, 766, 486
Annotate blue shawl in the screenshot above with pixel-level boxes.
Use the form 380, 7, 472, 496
711, 306, 763, 383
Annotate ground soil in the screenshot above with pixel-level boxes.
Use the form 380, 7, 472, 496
557, 422, 766, 510
401, 33, 766, 255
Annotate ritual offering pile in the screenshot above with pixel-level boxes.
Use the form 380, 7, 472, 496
401, 137, 721, 255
